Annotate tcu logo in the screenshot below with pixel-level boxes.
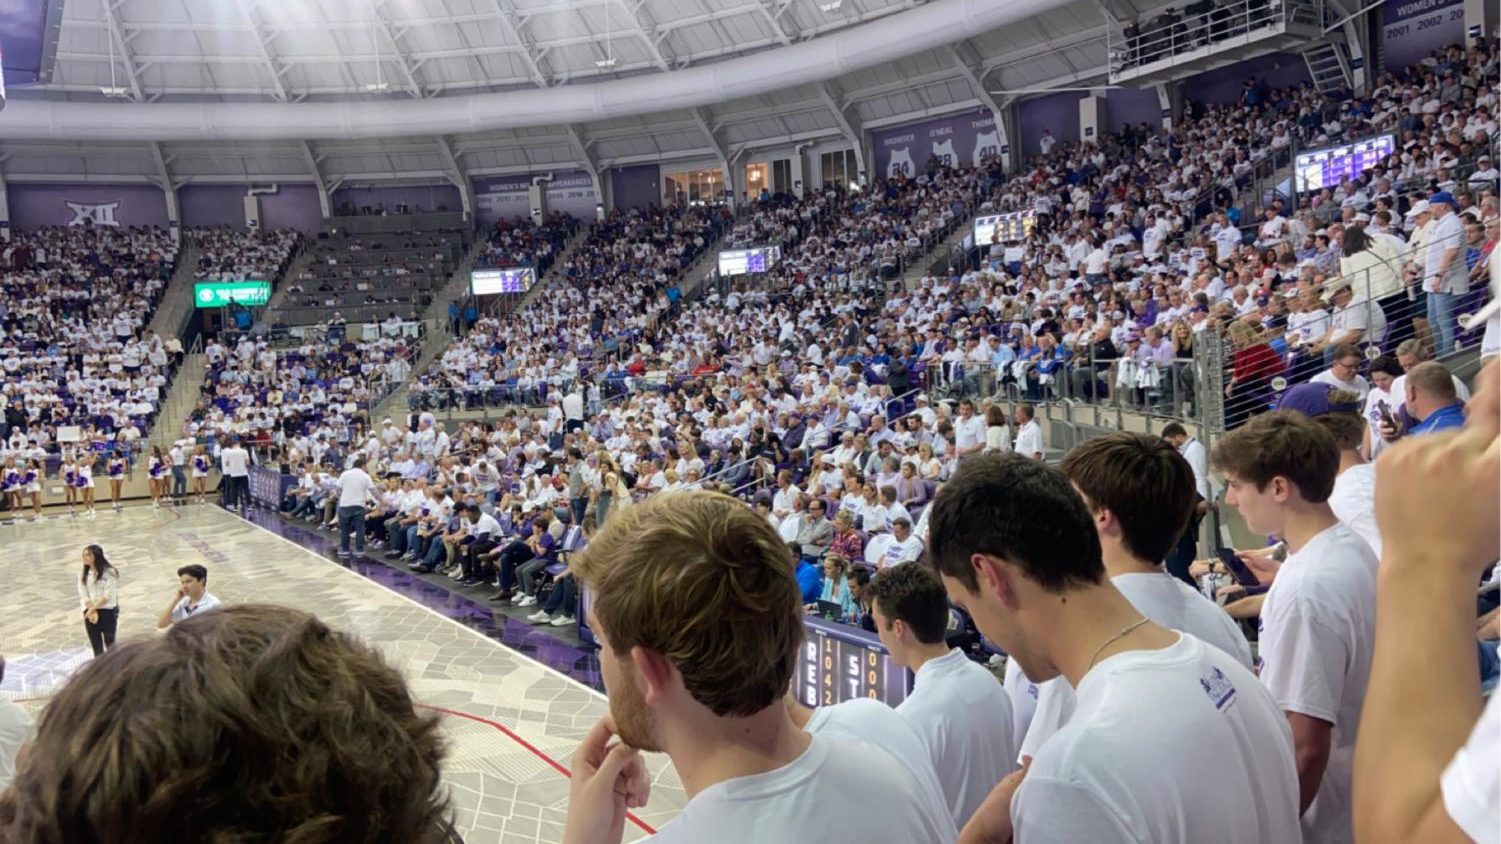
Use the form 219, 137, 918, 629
64, 201, 122, 227
886, 148, 914, 178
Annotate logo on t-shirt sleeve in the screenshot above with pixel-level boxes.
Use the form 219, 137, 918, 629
1200, 667, 1238, 711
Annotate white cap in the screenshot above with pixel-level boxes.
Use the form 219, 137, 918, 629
1405, 200, 1429, 218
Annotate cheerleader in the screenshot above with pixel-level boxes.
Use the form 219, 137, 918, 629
1, 457, 20, 520
78, 454, 97, 518
191, 446, 211, 504
107, 452, 128, 511
148, 446, 168, 508
62, 455, 79, 516
23, 459, 42, 522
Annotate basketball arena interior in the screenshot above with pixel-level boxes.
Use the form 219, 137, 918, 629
0, 0, 1497, 841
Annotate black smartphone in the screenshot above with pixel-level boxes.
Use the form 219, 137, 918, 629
1376, 400, 1399, 433
1216, 547, 1261, 588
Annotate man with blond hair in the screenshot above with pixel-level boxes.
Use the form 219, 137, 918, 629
562, 492, 954, 843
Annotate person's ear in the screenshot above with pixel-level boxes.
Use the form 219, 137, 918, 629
631, 646, 675, 705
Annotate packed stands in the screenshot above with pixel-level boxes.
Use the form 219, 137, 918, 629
193, 228, 302, 283
473, 213, 578, 276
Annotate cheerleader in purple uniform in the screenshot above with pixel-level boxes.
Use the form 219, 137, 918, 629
22, 459, 42, 522
148, 445, 169, 508
62, 456, 79, 516
190, 446, 211, 505
107, 453, 128, 512
1, 457, 20, 519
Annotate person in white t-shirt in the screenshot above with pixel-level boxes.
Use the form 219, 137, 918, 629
1277, 383, 1381, 557
0, 656, 33, 792
928, 454, 1300, 844
1355, 359, 1499, 844
1215, 411, 1378, 844
1309, 344, 1371, 401
563, 493, 955, 844
787, 696, 958, 842
871, 563, 1016, 828
1019, 433, 1257, 758
218, 437, 251, 511
1360, 355, 1406, 460
1013, 403, 1044, 460
334, 456, 376, 556
155, 564, 223, 629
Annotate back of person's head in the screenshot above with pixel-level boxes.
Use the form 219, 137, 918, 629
1161, 421, 1188, 440
1211, 410, 1338, 503
570, 491, 802, 718
1060, 433, 1195, 564
929, 453, 1103, 594
871, 563, 949, 645
0, 604, 448, 843
1407, 361, 1458, 404
176, 563, 208, 584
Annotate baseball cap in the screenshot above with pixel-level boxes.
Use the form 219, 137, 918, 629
1405, 200, 1429, 218
1429, 191, 1457, 207
1277, 383, 1361, 417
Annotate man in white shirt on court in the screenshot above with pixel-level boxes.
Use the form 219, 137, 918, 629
1215, 411, 1378, 844
929, 454, 1300, 843
156, 564, 223, 629
1019, 433, 1256, 759
1013, 403, 1045, 460
563, 493, 955, 844
335, 455, 376, 557
219, 436, 251, 511
872, 563, 1016, 829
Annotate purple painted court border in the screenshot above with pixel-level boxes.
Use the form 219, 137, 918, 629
234, 505, 605, 692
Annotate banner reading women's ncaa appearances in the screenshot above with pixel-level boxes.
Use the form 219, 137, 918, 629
472, 170, 600, 227
1381, 0, 1465, 70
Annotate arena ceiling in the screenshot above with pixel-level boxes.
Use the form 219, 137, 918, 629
0, 0, 1126, 187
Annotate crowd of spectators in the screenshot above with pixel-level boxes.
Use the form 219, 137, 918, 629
472, 213, 577, 275
193, 228, 302, 283
0, 226, 179, 463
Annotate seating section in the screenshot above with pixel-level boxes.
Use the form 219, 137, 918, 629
0, 226, 179, 452
474, 214, 578, 276
272, 230, 466, 327
194, 228, 302, 282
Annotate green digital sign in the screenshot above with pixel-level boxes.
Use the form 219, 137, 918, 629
193, 280, 271, 309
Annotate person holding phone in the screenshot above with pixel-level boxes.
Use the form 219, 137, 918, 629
77, 545, 119, 657
156, 564, 221, 629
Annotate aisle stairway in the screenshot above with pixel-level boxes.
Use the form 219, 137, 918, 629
147, 240, 204, 341
147, 352, 207, 448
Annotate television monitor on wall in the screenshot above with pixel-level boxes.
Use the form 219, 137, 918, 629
717, 245, 782, 276
1294, 134, 1395, 193
471, 267, 535, 296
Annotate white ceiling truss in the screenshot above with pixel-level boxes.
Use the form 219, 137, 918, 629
1, 0, 1124, 186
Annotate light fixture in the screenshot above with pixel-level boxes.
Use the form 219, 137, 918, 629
100, 86, 130, 98
594, 58, 618, 68
819, 0, 843, 11
364, 81, 391, 92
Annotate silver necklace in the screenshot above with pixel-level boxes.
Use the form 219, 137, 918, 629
1086, 615, 1150, 672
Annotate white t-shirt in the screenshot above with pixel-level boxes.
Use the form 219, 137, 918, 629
1014, 420, 1044, 458
1258, 521, 1378, 844
1441, 691, 1501, 843
0, 699, 33, 791
469, 512, 503, 539
648, 733, 955, 843
1003, 656, 1039, 752
336, 468, 375, 508
220, 446, 250, 477
169, 591, 223, 624
1311, 369, 1371, 401
1011, 634, 1301, 844
1020, 571, 1254, 758
898, 648, 1017, 828
1361, 384, 1397, 460
805, 699, 958, 841
1328, 463, 1379, 557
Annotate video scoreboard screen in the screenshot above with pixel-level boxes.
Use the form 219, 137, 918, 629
1295, 134, 1394, 193
793, 616, 912, 708
973, 210, 1037, 247
717, 245, 782, 276
193, 280, 271, 309
471, 267, 535, 296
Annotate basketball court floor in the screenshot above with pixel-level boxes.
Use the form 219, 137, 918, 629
0, 503, 686, 843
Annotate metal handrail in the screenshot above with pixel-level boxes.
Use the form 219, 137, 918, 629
1109, 0, 1318, 74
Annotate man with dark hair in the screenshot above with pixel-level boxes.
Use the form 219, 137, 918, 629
872, 564, 1016, 830
1161, 421, 1211, 584
928, 454, 1298, 843
563, 493, 953, 842
1213, 411, 1378, 843
1018, 434, 1254, 759
0, 605, 453, 842
156, 564, 222, 629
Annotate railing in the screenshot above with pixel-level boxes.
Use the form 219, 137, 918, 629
1108, 0, 1322, 75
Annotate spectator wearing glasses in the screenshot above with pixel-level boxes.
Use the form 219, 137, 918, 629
1311, 343, 1372, 401
794, 498, 832, 562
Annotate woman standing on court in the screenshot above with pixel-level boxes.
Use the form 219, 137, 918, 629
77, 545, 119, 656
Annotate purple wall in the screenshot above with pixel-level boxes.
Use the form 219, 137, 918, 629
8, 183, 170, 230
1104, 88, 1163, 134
1381, 0, 1465, 70
260, 185, 324, 233
333, 184, 461, 214
871, 109, 1002, 179
610, 164, 660, 212
180, 184, 251, 229
1018, 93, 1082, 160
1181, 53, 1311, 104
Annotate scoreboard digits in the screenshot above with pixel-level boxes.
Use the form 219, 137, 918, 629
792, 616, 913, 707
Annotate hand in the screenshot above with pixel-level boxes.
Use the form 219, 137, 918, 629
1378, 418, 1401, 443
1217, 582, 1247, 601
563, 717, 649, 844
961, 756, 1031, 844
85, 608, 99, 625
175, 585, 187, 600
1375, 360, 1500, 579
1237, 548, 1280, 584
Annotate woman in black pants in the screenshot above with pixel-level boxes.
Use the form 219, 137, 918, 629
77, 544, 119, 656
